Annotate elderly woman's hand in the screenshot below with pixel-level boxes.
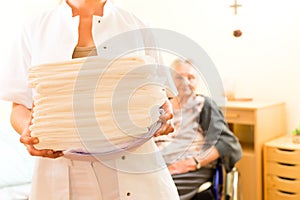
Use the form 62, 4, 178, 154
167, 158, 197, 175
154, 100, 174, 137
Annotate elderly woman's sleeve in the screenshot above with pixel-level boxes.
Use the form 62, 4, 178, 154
199, 96, 242, 172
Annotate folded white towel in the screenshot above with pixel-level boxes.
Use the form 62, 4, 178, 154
28, 56, 167, 152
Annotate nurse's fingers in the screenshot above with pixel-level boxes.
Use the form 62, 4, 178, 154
25, 144, 63, 159
20, 127, 63, 158
159, 112, 173, 122
154, 120, 174, 137
20, 134, 39, 145
159, 100, 173, 122
20, 125, 38, 145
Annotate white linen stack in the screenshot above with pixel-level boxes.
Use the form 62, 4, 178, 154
28, 56, 167, 152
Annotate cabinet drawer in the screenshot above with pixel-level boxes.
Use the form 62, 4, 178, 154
225, 109, 254, 124
266, 175, 300, 192
266, 188, 300, 200
265, 146, 300, 164
266, 162, 300, 179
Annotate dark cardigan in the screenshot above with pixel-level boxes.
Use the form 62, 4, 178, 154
199, 96, 242, 172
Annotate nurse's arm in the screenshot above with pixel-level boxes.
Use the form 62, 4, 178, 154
10, 102, 63, 159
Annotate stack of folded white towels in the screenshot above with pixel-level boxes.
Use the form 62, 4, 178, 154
28, 56, 166, 152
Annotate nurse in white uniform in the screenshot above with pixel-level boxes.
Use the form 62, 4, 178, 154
0, 0, 179, 199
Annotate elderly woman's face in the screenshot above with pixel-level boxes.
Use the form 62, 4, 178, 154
173, 63, 197, 96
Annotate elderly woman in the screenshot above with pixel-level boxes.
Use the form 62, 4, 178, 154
155, 59, 242, 200
0, 0, 179, 199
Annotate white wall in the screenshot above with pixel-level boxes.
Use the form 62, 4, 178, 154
0, 0, 299, 134
120, 0, 300, 134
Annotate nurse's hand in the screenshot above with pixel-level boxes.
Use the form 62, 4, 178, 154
154, 99, 174, 137
20, 122, 63, 159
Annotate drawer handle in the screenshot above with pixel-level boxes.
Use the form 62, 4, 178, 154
277, 162, 296, 167
278, 190, 296, 195
226, 114, 240, 118
277, 176, 296, 181
277, 148, 295, 152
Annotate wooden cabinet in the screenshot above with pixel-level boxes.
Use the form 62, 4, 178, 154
223, 100, 286, 200
264, 136, 300, 200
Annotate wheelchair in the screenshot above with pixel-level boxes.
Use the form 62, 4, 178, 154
195, 160, 242, 200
